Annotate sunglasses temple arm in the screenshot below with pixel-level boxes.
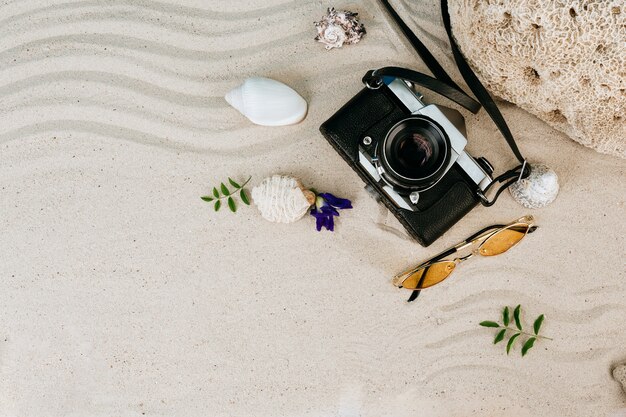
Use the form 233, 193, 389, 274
407, 289, 420, 302
405, 225, 502, 278
431, 247, 458, 262
425, 224, 506, 265
399, 245, 458, 281
464, 224, 506, 242
405, 247, 458, 302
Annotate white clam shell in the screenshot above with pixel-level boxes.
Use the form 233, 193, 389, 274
225, 77, 308, 126
509, 164, 559, 209
251, 175, 312, 223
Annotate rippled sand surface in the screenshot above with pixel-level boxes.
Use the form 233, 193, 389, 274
1, 1, 625, 416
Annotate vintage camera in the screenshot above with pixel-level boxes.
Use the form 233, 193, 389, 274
319, 75, 494, 246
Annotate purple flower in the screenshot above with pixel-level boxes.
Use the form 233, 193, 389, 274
310, 192, 352, 231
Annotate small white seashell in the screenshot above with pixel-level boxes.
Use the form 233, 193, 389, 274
509, 164, 559, 209
314, 8, 366, 50
251, 175, 315, 223
224, 77, 308, 126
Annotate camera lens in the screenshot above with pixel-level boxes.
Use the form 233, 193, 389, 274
381, 117, 450, 188
394, 131, 434, 172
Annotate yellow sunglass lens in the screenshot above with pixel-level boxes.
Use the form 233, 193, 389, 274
479, 224, 529, 256
400, 261, 456, 290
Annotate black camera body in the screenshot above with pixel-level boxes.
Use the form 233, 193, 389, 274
320, 75, 494, 246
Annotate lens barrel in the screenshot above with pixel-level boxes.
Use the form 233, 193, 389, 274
379, 116, 450, 190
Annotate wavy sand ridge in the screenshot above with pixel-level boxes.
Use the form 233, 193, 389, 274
0, 1, 625, 416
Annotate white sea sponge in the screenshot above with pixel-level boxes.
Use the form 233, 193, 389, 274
449, 0, 626, 158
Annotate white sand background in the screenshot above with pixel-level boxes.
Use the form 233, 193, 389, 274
1, 0, 625, 416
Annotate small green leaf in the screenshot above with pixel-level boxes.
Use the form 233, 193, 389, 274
506, 333, 520, 354
533, 314, 545, 335
494, 329, 506, 344
200, 196, 213, 202
212, 187, 219, 198
513, 305, 522, 330
479, 321, 500, 328
220, 183, 230, 196
214, 200, 221, 212
229, 177, 241, 188
227, 196, 236, 212
503, 306, 510, 327
521, 337, 536, 357
240, 189, 250, 205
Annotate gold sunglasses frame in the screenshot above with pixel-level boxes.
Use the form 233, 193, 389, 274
393, 215, 536, 290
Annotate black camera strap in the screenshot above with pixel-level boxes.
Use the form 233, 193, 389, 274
438, 0, 526, 164
368, 0, 530, 206
362, 67, 481, 113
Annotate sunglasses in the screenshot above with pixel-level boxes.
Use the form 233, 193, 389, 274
393, 215, 537, 301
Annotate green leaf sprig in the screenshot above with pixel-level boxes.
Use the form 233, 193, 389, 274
201, 176, 251, 213
480, 305, 551, 357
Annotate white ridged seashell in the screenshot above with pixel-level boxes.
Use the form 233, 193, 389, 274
224, 77, 308, 126
251, 175, 315, 223
509, 164, 559, 209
